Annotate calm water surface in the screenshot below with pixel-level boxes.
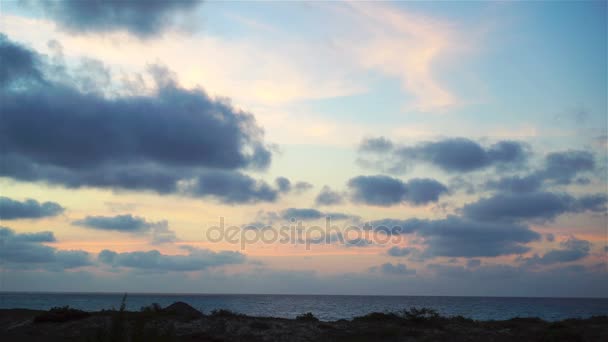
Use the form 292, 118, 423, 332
1, 292, 607, 321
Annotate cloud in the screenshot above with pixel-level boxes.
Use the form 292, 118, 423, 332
417, 217, 541, 258
484, 150, 596, 193
185, 170, 279, 204
357, 137, 528, 173
30, 0, 202, 38
243, 208, 359, 230
371, 263, 416, 276
387, 246, 418, 257
0, 226, 91, 269
542, 151, 595, 184
73, 214, 177, 244
358, 137, 393, 153
315, 186, 344, 206
448, 176, 476, 194
274, 177, 314, 195
98, 245, 246, 272
484, 174, 544, 193
149, 223, 178, 245
73, 214, 151, 232
467, 259, 481, 268
519, 237, 592, 266
280, 208, 356, 222
302, 232, 373, 248
337, 2, 462, 111
294, 181, 314, 193
0, 34, 284, 204
0, 196, 64, 220
462, 192, 607, 223
275, 177, 291, 193
348, 175, 448, 206
369, 216, 541, 258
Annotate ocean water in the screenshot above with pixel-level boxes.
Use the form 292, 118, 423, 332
1, 292, 607, 321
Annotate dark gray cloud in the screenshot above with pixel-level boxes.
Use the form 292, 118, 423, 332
348, 175, 448, 206
415, 216, 541, 257
406, 179, 450, 205
357, 137, 528, 173
0, 226, 91, 269
367, 218, 418, 235
484, 174, 543, 193
401, 138, 528, 172
273, 177, 313, 195
275, 177, 291, 193
32, 0, 202, 38
281, 208, 323, 221
98, 245, 245, 271
462, 192, 607, 223
0, 196, 64, 220
315, 186, 344, 206
484, 150, 596, 193
187, 171, 278, 204
0, 33, 43, 86
0, 35, 284, 204
519, 237, 591, 266
72, 214, 177, 244
371, 263, 416, 275
542, 151, 595, 184
369, 216, 541, 258
73, 214, 151, 232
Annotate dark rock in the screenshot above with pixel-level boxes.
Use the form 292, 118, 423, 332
163, 301, 203, 318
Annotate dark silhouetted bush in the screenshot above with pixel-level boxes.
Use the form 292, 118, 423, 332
210, 309, 245, 318
140, 303, 163, 313
34, 306, 90, 323
296, 312, 319, 322
401, 307, 440, 322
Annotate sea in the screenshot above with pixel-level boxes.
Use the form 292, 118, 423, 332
1, 292, 607, 322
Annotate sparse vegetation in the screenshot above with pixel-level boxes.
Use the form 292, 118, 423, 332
400, 307, 440, 322
33, 305, 89, 323
210, 308, 245, 318
4, 303, 607, 341
140, 303, 163, 313
295, 312, 319, 322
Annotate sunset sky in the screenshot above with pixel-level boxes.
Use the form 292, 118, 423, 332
0, 1, 606, 297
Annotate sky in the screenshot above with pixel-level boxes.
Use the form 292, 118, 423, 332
0, 0, 606, 297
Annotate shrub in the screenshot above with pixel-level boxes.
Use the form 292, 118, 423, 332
140, 303, 163, 313
401, 307, 440, 322
34, 306, 90, 323
296, 312, 319, 322
109, 293, 128, 341
210, 309, 244, 318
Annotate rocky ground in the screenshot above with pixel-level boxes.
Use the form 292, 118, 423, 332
0, 302, 606, 341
